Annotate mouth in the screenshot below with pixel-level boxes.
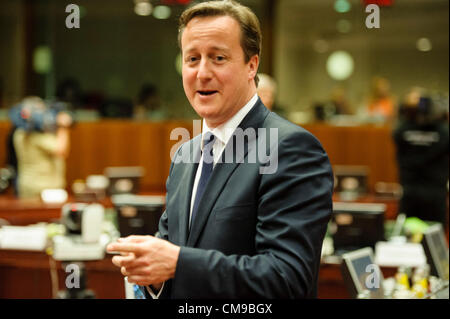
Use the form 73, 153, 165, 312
197, 90, 218, 96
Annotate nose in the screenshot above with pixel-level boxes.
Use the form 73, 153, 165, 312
197, 59, 213, 81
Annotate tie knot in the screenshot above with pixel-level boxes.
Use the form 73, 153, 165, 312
203, 132, 216, 149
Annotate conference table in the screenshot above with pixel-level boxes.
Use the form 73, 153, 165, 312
0, 195, 124, 299
0, 192, 446, 299
0, 248, 398, 299
0, 249, 124, 299
0, 192, 401, 299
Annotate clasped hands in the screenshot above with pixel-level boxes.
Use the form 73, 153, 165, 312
106, 235, 180, 289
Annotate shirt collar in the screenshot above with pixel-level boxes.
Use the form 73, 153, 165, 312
201, 93, 258, 150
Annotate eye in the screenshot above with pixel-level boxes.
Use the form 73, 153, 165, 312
215, 55, 225, 62
185, 56, 198, 63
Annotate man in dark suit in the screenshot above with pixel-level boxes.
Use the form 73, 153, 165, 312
107, 0, 333, 298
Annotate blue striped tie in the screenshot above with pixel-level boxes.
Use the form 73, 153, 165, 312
191, 132, 216, 228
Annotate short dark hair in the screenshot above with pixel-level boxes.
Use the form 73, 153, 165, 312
178, 0, 261, 86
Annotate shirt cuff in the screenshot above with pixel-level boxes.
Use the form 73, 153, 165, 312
146, 282, 165, 299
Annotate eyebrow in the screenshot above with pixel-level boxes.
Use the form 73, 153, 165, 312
183, 46, 231, 55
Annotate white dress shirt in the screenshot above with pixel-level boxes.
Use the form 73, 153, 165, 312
189, 93, 258, 226
147, 93, 259, 299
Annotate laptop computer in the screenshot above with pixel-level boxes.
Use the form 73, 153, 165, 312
341, 247, 385, 299
421, 223, 449, 281
331, 202, 386, 255
333, 165, 369, 196
104, 166, 144, 196
112, 194, 165, 238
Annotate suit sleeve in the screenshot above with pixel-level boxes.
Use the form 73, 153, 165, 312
157, 144, 181, 241
171, 130, 334, 298
145, 149, 179, 299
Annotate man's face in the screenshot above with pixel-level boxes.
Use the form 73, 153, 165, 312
181, 15, 258, 128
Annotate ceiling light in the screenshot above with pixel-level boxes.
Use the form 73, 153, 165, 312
134, 1, 152, 16
326, 50, 354, 80
416, 38, 432, 52
153, 5, 171, 19
334, 0, 351, 13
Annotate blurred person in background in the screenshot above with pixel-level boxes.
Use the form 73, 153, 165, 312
329, 86, 352, 115
313, 86, 353, 122
256, 73, 276, 110
256, 73, 286, 118
367, 76, 396, 124
133, 83, 166, 120
393, 87, 449, 225
9, 96, 73, 198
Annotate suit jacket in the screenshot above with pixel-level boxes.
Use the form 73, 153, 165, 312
156, 99, 333, 298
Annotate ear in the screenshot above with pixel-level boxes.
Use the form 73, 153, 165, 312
247, 54, 259, 82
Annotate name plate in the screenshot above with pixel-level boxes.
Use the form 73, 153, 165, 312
375, 241, 427, 267
0, 225, 48, 251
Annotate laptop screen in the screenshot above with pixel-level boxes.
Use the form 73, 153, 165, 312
331, 202, 386, 254
422, 223, 449, 281
341, 247, 385, 299
112, 194, 165, 238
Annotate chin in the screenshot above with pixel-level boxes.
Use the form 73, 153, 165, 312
195, 108, 217, 120
194, 108, 222, 125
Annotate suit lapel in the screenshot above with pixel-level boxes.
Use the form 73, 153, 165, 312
186, 99, 270, 247
177, 136, 201, 246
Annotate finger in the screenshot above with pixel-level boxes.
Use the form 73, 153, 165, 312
112, 254, 136, 267
106, 245, 132, 257
107, 242, 144, 255
119, 251, 132, 257
106, 242, 116, 252
121, 265, 150, 277
106, 237, 133, 252
106, 241, 126, 252
121, 235, 153, 243
115, 255, 149, 270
